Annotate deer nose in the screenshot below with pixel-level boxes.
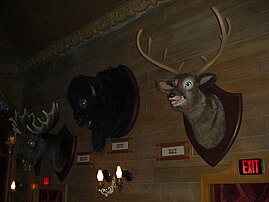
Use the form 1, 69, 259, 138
168, 93, 176, 98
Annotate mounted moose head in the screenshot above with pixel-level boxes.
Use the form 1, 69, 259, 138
136, 7, 232, 150
11, 102, 76, 180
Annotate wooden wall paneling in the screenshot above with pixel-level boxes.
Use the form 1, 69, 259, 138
8, 0, 269, 201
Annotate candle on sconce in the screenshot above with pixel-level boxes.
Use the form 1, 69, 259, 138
9, 136, 15, 143
95, 165, 133, 197
11, 180, 16, 191
6, 132, 16, 144
116, 165, 122, 179
97, 169, 104, 182
5, 132, 16, 154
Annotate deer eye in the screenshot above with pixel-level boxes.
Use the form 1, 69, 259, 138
78, 99, 87, 109
183, 79, 194, 90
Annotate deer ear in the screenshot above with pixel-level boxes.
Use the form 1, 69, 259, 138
198, 73, 217, 89
155, 80, 173, 94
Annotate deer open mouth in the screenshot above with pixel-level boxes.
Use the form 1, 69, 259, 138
169, 95, 185, 106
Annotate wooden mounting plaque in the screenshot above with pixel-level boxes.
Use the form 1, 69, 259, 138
184, 84, 242, 167
56, 125, 77, 181
156, 140, 189, 161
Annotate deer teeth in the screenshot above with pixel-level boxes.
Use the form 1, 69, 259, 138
169, 96, 185, 106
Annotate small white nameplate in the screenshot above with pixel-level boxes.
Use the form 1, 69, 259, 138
77, 154, 90, 163
161, 146, 185, 157
156, 141, 188, 161
112, 141, 129, 151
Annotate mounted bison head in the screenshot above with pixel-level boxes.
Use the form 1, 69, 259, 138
67, 65, 140, 151
11, 102, 76, 180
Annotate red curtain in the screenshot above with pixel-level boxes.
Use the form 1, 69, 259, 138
214, 183, 269, 202
236, 183, 269, 202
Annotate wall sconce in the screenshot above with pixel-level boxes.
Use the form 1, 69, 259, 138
10, 180, 26, 198
96, 165, 133, 197
5, 131, 16, 154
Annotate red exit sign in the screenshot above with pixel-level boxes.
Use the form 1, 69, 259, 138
43, 176, 51, 186
239, 158, 264, 175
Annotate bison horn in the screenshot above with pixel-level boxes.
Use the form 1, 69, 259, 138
90, 85, 97, 97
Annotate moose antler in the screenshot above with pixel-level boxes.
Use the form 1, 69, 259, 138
136, 6, 231, 75
11, 102, 59, 136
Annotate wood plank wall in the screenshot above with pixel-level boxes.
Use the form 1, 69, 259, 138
10, 0, 269, 201
0, 74, 23, 109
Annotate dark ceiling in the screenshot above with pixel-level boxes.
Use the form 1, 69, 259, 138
0, 0, 168, 72
0, 0, 126, 59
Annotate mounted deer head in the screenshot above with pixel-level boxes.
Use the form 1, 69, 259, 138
136, 7, 231, 149
11, 102, 68, 175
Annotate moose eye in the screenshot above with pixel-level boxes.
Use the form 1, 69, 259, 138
27, 139, 35, 148
78, 99, 87, 109
183, 79, 194, 90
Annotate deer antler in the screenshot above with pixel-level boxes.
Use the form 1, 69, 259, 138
11, 102, 59, 136
136, 7, 231, 76
198, 6, 231, 75
136, 29, 184, 75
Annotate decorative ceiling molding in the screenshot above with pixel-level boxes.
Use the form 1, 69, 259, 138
20, 0, 170, 72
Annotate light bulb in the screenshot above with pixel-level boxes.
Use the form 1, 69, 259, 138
116, 165, 122, 179
97, 169, 104, 182
11, 181, 16, 191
